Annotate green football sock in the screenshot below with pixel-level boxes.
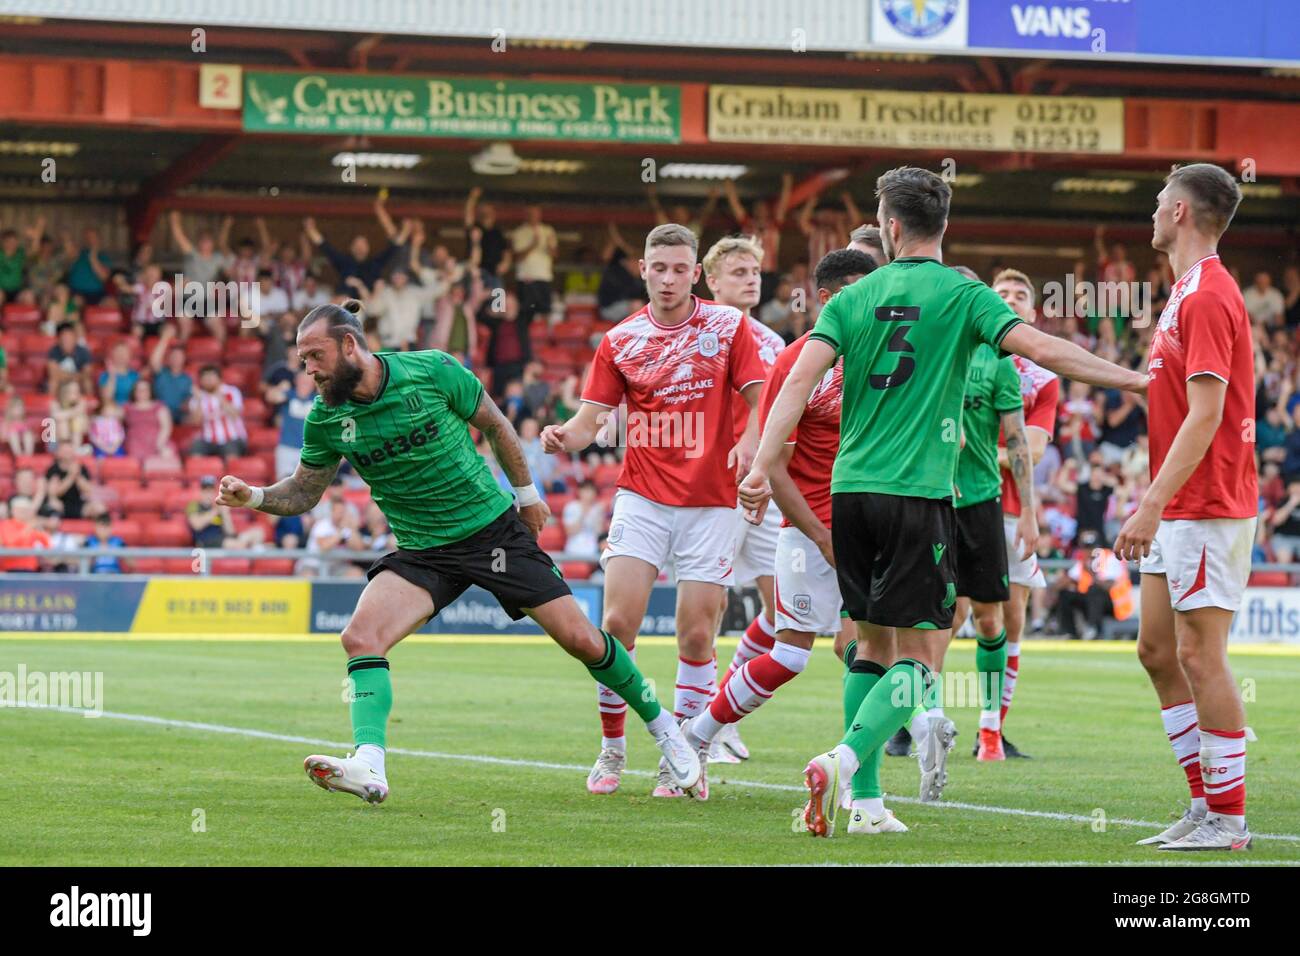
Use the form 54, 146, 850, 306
923, 671, 944, 711
585, 629, 662, 724
844, 659, 887, 800
347, 656, 392, 749
841, 658, 933, 764
976, 628, 1008, 713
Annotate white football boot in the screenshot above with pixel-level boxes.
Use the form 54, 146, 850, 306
586, 747, 626, 795
1135, 808, 1204, 846
802, 750, 851, 837
846, 807, 909, 834
304, 753, 389, 804
651, 720, 702, 798
1159, 816, 1253, 852
713, 721, 750, 762
918, 715, 957, 803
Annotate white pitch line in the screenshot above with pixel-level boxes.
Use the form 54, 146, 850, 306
15, 703, 1300, 845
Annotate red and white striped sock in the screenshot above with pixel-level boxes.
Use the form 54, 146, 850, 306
1200, 727, 1247, 826
719, 614, 777, 693
999, 639, 1021, 724
674, 655, 717, 720
1160, 699, 1206, 815
596, 646, 635, 751
693, 641, 810, 743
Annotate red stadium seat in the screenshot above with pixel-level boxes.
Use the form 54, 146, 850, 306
142, 477, 187, 497
145, 520, 193, 548
185, 455, 225, 481
242, 397, 270, 424
2, 304, 41, 328
121, 487, 165, 518
546, 492, 575, 515
163, 558, 196, 574
224, 337, 265, 365
128, 558, 166, 574
111, 519, 145, 546
252, 558, 296, 576
84, 306, 124, 333
246, 425, 280, 452
20, 331, 55, 357
99, 457, 143, 483
560, 561, 594, 581
564, 304, 598, 325
185, 339, 223, 364
1248, 571, 1289, 587
222, 365, 262, 394
229, 455, 270, 485
592, 463, 621, 489
61, 519, 95, 537
551, 320, 591, 344
537, 524, 566, 552
16, 453, 54, 474
7, 363, 43, 389
211, 558, 252, 575
143, 456, 183, 481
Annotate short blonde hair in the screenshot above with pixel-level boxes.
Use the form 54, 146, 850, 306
992, 268, 1035, 304
645, 223, 698, 258
702, 235, 764, 278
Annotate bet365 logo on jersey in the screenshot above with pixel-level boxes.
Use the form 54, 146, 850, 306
354, 420, 439, 467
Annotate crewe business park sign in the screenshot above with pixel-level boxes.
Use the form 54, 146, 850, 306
242, 71, 681, 144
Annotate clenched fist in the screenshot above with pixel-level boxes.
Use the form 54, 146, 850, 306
216, 475, 253, 508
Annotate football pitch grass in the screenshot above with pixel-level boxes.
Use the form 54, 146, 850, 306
4, 634, 1299, 867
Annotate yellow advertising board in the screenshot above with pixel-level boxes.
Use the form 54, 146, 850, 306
708, 85, 1124, 154
132, 579, 310, 634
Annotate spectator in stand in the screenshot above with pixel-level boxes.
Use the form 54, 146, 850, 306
1258, 402, 1289, 461
0, 227, 32, 299
43, 282, 78, 332
521, 361, 550, 418
272, 371, 315, 481
88, 402, 126, 458
481, 287, 526, 397
724, 174, 792, 302
1267, 480, 1300, 561
1071, 451, 1117, 544
24, 218, 63, 305
299, 494, 363, 578
49, 379, 90, 451
273, 513, 304, 550
597, 222, 646, 322
464, 186, 511, 282
256, 218, 309, 301
249, 269, 290, 328
124, 378, 175, 461
757, 275, 796, 341
433, 268, 484, 366
292, 273, 331, 313
786, 260, 816, 328
148, 326, 193, 424
186, 475, 265, 550
562, 479, 607, 561
260, 311, 299, 375
0, 496, 51, 573
798, 191, 859, 277
519, 417, 562, 496
262, 342, 298, 415
552, 372, 581, 423
10, 467, 48, 516
98, 341, 139, 407
1283, 403, 1300, 482
83, 513, 125, 574
502, 379, 528, 427
169, 212, 230, 285
1096, 388, 1146, 465
359, 502, 393, 553
302, 194, 410, 294
1244, 270, 1286, 328
189, 364, 247, 459
646, 183, 721, 240
222, 225, 263, 288
355, 269, 423, 350
1282, 265, 1300, 330
0, 339, 7, 393
1094, 225, 1136, 285
2, 394, 35, 457
45, 442, 102, 519
511, 203, 558, 340
47, 322, 93, 396
62, 227, 112, 305
112, 261, 167, 339
1056, 531, 1130, 640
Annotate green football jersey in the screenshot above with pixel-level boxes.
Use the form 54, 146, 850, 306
953, 344, 1023, 509
299, 350, 513, 550
809, 257, 1022, 500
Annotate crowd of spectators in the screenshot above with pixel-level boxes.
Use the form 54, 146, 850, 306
1, 188, 1297, 629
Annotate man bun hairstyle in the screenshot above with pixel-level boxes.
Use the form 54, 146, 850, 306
1166, 163, 1242, 238
300, 299, 366, 348
875, 166, 951, 242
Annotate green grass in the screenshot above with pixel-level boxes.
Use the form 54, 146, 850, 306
3, 636, 1298, 866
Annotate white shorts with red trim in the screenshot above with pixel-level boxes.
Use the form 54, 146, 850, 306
732, 499, 781, 586
1139, 517, 1257, 612
600, 489, 737, 585
774, 525, 843, 635
1003, 514, 1046, 589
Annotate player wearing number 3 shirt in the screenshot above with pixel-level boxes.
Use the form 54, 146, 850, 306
1118, 165, 1258, 852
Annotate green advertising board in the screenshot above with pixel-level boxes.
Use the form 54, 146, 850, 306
243, 71, 681, 143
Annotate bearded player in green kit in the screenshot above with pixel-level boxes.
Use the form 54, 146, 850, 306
215, 300, 700, 804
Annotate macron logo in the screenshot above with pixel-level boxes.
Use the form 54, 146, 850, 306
50, 886, 151, 936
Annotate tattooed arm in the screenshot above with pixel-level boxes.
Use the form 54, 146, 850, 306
468, 391, 549, 536
216, 460, 339, 516
1001, 408, 1039, 560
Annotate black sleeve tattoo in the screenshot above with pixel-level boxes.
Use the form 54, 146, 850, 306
255, 461, 340, 516
468, 392, 533, 489
1002, 409, 1035, 513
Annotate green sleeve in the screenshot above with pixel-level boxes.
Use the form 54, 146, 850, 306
993, 356, 1024, 414
809, 290, 845, 357
429, 351, 486, 421
969, 283, 1022, 350
299, 407, 342, 470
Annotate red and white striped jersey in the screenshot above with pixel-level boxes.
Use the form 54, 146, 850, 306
1000, 355, 1059, 517
732, 315, 786, 442
193, 384, 248, 445
582, 295, 766, 508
